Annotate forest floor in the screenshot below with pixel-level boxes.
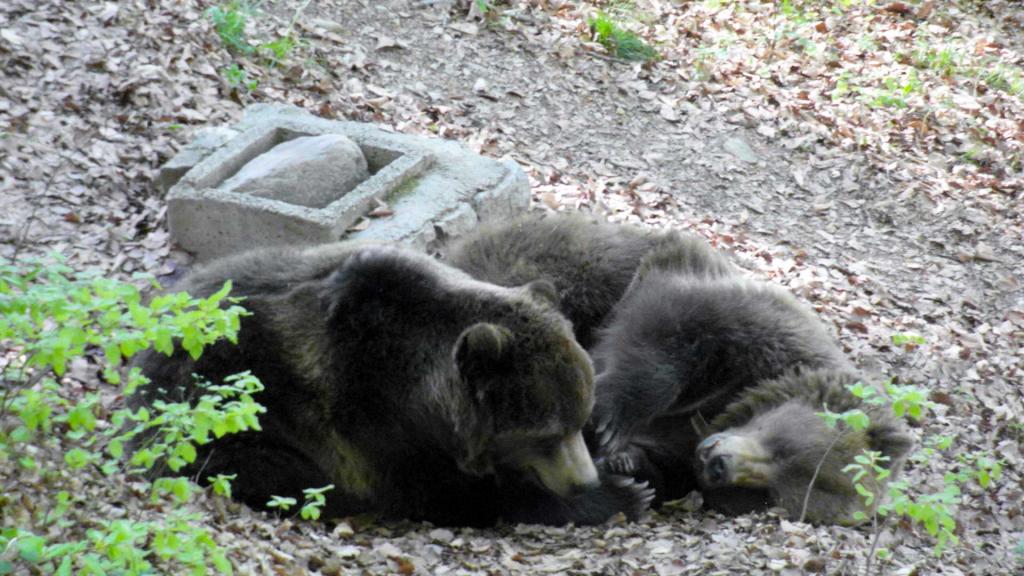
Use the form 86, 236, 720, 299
1, 0, 1023, 574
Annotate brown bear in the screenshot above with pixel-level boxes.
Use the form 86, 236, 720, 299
444, 214, 913, 524
133, 241, 652, 527
444, 214, 732, 349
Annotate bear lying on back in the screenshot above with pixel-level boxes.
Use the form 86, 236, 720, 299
591, 244, 913, 523
134, 241, 651, 526
445, 214, 913, 524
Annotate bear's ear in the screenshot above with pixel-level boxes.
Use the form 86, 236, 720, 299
870, 421, 915, 462
524, 279, 560, 308
454, 323, 514, 385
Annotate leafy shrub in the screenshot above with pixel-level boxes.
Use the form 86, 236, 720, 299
207, 1, 253, 54
589, 11, 659, 62
207, 1, 300, 65
0, 256, 264, 575
817, 377, 1002, 567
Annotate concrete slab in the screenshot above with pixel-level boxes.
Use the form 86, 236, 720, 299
162, 104, 529, 260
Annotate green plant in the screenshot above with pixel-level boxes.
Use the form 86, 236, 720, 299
222, 63, 258, 91
779, 0, 816, 24
266, 495, 298, 512
265, 484, 335, 521
260, 36, 295, 62
912, 42, 962, 78
300, 484, 335, 521
208, 1, 301, 69
831, 71, 855, 101
0, 255, 264, 574
589, 11, 659, 62
980, 63, 1024, 99
207, 1, 253, 54
814, 377, 1002, 571
891, 332, 926, 347
866, 72, 922, 109
209, 473, 237, 499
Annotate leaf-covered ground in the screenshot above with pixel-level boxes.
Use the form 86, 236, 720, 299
1, 0, 1022, 573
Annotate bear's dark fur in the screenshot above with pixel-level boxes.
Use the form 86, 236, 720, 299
446, 214, 913, 524
444, 214, 732, 349
133, 241, 652, 527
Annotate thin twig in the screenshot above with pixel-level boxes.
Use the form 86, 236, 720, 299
799, 427, 847, 523
284, 0, 314, 38
7, 161, 64, 263
864, 509, 883, 576
8, 206, 38, 263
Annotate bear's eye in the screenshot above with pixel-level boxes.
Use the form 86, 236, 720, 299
493, 429, 566, 459
535, 436, 562, 457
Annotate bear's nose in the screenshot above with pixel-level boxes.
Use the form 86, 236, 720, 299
526, 431, 600, 497
705, 454, 730, 486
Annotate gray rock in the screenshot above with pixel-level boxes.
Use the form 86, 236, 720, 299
428, 528, 455, 545
723, 136, 759, 164
219, 134, 369, 208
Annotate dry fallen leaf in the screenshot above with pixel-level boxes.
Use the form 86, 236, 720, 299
375, 35, 406, 51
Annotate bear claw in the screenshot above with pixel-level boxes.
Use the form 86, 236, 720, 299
604, 451, 638, 476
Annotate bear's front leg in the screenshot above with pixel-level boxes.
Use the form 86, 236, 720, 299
501, 473, 655, 526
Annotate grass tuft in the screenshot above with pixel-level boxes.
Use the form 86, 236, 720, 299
589, 11, 659, 62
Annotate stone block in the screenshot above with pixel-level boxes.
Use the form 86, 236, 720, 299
164, 104, 529, 260
219, 134, 370, 208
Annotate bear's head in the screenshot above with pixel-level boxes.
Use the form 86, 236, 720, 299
451, 279, 600, 497
321, 246, 600, 498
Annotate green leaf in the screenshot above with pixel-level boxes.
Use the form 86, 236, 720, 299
16, 535, 46, 563
153, 325, 174, 356
64, 448, 93, 470
66, 402, 97, 432
209, 474, 236, 499
261, 36, 294, 60
847, 381, 875, 399
267, 495, 297, 511
130, 447, 157, 469
212, 551, 233, 574
172, 477, 192, 502
891, 332, 926, 346
843, 410, 871, 431
855, 482, 875, 506
103, 343, 122, 367
174, 441, 197, 464
166, 455, 186, 472
54, 556, 72, 576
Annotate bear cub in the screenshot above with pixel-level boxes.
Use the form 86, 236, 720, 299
445, 214, 913, 524
444, 214, 731, 349
133, 241, 651, 527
